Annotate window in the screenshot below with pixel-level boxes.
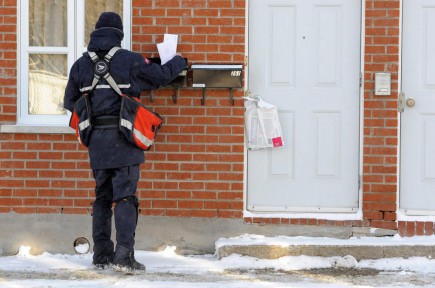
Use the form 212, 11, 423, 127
19, 0, 131, 126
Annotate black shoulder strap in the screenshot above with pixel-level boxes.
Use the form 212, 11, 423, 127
86, 47, 123, 96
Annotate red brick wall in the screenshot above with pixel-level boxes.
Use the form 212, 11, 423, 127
0, 0, 245, 218
362, 0, 400, 231
0, 0, 16, 123
130, 0, 245, 218
0, 0, 433, 237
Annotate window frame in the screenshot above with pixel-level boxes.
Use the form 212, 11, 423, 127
18, 0, 131, 127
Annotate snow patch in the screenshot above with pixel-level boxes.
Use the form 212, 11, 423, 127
215, 233, 435, 249
74, 243, 90, 254
160, 246, 178, 256
331, 255, 358, 268
16, 246, 32, 258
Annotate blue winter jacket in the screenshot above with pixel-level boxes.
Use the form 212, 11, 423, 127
64, 28, 187, 169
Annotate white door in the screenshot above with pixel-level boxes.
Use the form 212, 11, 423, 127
400, 0, 435, 215
247, 0, 361, 212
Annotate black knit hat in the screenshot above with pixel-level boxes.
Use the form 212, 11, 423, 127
95, 12, 123, 31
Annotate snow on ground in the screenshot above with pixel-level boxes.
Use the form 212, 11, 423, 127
1, 235, 435, 287
215, 233, 435, 248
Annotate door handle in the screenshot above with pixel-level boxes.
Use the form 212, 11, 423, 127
406, 97, 415, 107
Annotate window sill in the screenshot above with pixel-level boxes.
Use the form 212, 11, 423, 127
0, 124, 74, 134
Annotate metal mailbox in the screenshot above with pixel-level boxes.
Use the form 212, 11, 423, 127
191, 64, 243, 88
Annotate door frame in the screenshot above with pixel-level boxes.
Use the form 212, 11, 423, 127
243, 0, 365, 220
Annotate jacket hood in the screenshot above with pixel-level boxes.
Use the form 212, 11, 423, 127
87, 27, 124, 52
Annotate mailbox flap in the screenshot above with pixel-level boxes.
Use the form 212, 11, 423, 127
192, 64, 243, 88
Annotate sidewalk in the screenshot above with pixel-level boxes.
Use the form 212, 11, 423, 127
217, 234, 435, 260
1, 234, 435, 287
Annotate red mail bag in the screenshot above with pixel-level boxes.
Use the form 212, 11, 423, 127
119, 95, 163, 151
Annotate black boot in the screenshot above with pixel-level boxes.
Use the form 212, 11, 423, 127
93, 255, 114, 270
112, 245, 146, 272
92, 200, 114, 269
112, 197, 145, 272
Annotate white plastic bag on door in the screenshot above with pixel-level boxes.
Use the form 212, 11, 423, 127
244, 96, 284, 149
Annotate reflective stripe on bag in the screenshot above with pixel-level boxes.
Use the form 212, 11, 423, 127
78, 119, 91, 131
133, 128, 154, 148
120, 117, 155, 149
120, 118, 132, 130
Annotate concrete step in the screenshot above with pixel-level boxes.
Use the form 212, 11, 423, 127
215, 235, 435, 261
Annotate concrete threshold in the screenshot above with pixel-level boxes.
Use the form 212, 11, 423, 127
216, 235, 435, 260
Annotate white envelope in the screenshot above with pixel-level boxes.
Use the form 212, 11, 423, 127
157, 34, 178, 64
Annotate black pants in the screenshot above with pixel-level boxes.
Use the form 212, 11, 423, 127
92, 165, 140, 264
